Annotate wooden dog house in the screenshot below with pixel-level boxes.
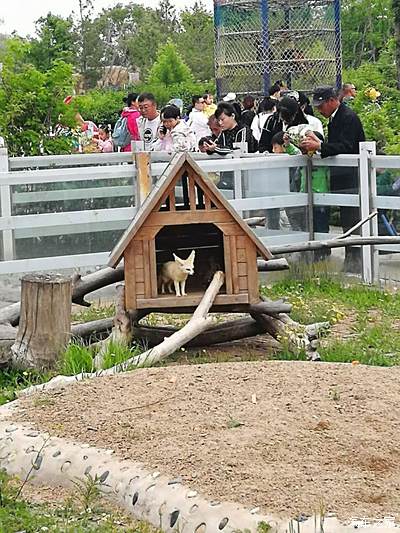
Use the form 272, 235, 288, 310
108, 153, 272, 311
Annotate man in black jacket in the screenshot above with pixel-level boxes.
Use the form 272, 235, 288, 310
301, 86, 365, 272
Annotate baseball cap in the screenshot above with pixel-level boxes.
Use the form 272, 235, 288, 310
280, 89, 299, 102
312, 86, 337, 106
223, 92, 236, 102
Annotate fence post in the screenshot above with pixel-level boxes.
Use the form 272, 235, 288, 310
359, 141, 376, 284
133, 151, 152, 207
306, 157, 314, 240
368, 143, 379, 283
0, 148, 15, 261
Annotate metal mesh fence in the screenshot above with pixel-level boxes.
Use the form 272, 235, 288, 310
214, 0, 342, 97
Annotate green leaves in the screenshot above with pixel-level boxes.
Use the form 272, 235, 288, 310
0, 38, 74, 156
148, 41, 193, 87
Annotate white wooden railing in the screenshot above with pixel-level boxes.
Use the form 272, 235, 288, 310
0, 143, 399, 283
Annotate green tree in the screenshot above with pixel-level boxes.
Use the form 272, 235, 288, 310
125, 6, 165, 77
148, 41, 193, 87
75, 0, 100, 88
394, 0, 400, 88
341, 0, 393, 68
177, 2, 214, 81
29, 13, 76, 71
0, 38, 74, 156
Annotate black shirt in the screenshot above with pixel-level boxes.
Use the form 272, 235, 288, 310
321, 103, 365, 190
214, 123, 257, 154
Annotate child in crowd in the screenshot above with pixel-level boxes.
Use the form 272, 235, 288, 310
96, 125, 114, 153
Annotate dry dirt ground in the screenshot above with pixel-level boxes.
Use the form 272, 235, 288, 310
14, 361, 400, 522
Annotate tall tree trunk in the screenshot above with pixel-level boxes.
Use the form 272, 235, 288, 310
394, 0, 400, 89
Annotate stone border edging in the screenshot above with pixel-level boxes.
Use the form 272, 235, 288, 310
0, 411, 280, 532
3, 372, 400, 532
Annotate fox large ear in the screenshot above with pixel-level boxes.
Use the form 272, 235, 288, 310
173, 253, 184, 264
188, 250, 196, 261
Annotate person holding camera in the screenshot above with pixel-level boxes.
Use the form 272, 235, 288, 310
152, 105, 196, 152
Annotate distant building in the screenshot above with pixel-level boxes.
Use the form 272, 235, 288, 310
97, 66, 140, 89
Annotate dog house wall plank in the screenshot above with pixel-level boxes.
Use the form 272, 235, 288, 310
188, 173, 196, 211
168, 191, 176, 211
230, 236, 240, 294
246, 240, 259, 303
223, 234, 233, 294
142, 240, 152, 298
124, 243, 137, 310
146, 210, 231, 227
239, 276, 248, 290
136, 283, 145, 297
149, 239, 158, 298
237, 249, 246, 262
215, 222, 244, 236
238, 262, 247, 276
136, 292, 249, 309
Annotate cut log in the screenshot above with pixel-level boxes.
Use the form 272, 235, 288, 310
131, 316, 273, 347
72, 264, 124, 307
244, 216, 266, 227
0, 302, 20, 327
93, 285, 134, 369
269, 235, 400, 255
11, 274, 72, 370
104, 271, 225, 371
257, 258, 289, 272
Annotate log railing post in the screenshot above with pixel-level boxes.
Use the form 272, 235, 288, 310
133, 150, 152, 207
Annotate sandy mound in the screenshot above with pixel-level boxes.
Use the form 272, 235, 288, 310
14, 361, 400, 521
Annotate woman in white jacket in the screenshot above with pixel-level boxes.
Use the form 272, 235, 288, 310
153, 105, 196, 152
187, 95, 211, 144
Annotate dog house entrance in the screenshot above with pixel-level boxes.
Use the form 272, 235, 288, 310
155, 223, 225, 295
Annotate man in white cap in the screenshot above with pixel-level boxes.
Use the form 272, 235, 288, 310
222, 92, 241, 121
223, 92, 236, 103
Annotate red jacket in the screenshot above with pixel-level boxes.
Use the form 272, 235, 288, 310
121, 108, 140, 151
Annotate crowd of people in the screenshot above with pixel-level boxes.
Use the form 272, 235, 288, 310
62, 81, 372, 270
64, 81, 361, 160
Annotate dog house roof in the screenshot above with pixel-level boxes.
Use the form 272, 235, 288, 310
108, 152, 273, 267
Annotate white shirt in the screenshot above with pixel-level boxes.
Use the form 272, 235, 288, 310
187, 109, 211, 144
305, 114, 324, 136
251, 111, 274, 141
137, 115, 161, 150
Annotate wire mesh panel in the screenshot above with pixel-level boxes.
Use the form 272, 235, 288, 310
214, 0, 342, 97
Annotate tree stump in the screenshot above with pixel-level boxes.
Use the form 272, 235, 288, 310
11, 274, 72, 370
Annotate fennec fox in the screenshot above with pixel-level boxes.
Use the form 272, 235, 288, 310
159, 250, 195, 297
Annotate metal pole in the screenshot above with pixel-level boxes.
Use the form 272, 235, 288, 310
260, 0, 270, 94
306, 157, 314, 239
214, 0, 223, 99
333, 0, 342, 89
284, 5, 292, 89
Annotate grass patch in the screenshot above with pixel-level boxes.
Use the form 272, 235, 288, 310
262, 264, 400, 366
60, 342, 94, 375
72, 304, 115, 323
0, 469, 160, 532
101, 341, 141, 370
